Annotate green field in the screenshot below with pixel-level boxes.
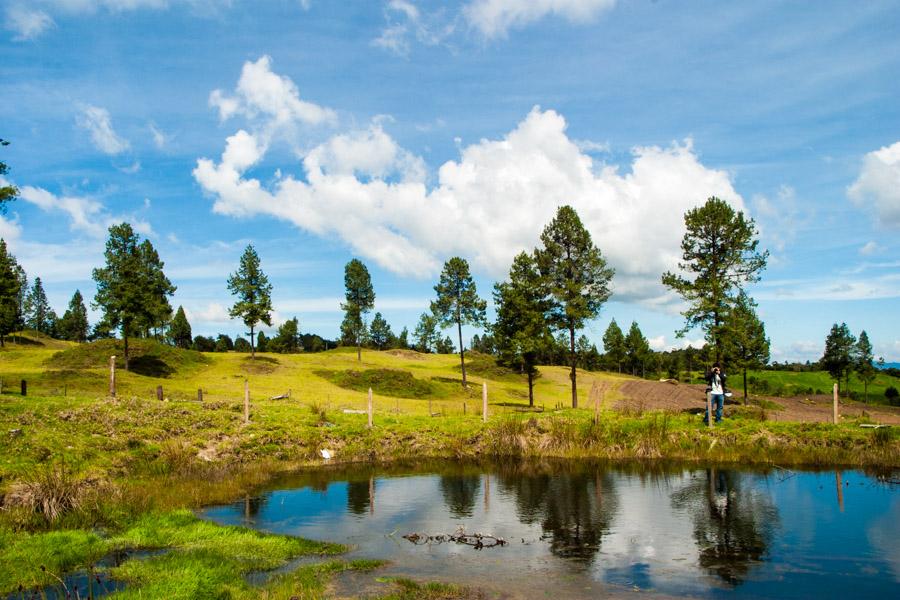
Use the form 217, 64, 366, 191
1, 335, 898, 598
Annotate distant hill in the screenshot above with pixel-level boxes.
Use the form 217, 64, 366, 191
878, 362, 900, 370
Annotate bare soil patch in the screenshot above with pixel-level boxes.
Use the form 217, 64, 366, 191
614, 380, 900, 424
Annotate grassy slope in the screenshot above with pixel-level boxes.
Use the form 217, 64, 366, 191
743, 368, 899, 401
0, 337, 898, 598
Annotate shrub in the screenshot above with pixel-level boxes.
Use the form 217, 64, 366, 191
886, 386, 899, 406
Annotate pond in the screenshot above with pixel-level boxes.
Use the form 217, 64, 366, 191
201, 461, 900, 599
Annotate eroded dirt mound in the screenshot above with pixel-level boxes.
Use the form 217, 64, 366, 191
616, 380, 708, 412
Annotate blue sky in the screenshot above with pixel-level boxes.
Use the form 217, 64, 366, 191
2, 0, 899, 361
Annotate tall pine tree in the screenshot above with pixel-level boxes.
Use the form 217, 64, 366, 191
602, 319, 626, 373
24, 277, 52, 334
342, 259, 375, 361
855, 330, 876, 404
93, 223, 175, 370
493, 252, 550, 405
59, 290, 89, 342
821, 323, 856, 397
227, 245, 273, 358
0, 239, 23, 346
662, 197, 768, 362
625, 321, 650, 377
431, 257, 486, 388
535, 206, 614, 407
167, 305, 192, 349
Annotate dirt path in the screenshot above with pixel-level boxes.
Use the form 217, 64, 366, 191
612, 379, 900, 425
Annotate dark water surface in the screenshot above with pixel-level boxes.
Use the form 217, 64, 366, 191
202, 462, 899, 599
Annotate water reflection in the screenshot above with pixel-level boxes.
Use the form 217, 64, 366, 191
670, 468, 778, 586
200, 462, 899, 599
496, 463, 618, 562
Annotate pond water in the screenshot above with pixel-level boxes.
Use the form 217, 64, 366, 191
201, 461, 900, 599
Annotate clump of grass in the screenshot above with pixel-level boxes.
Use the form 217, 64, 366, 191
873, 426, 895, 446
379, 576, 480, 599
485, 417, 528, 456
309, 400, 328, 424
4, 462, 97, 523
314, 368, 433, 398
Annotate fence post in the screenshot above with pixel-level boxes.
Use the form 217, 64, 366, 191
156, 385, 163, 402
832, 383, 839, 425
482, 382, 488, 423
429, 398, 432, 416
706, 391, 713, 429
21, 379, 26, 397
463, 401, 466, 415
198, 388, 203, 403
244, 380, 250, 424
367, 387, 373, 428
109, 355, 116, 397
592, 381, 600, 424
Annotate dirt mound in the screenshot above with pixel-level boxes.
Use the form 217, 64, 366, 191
616, 380, 709, 412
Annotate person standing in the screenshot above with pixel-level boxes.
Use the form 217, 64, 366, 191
705, 362, 728, 424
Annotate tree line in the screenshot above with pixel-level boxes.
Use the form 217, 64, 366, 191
0, 136, 892, 408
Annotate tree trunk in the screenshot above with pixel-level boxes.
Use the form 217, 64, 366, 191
569, 324, 577, 408
250, 324, 256, 358
124, 334, 130, 371
527, 370, 534, 407
457, 319, 467, 388
743, 367, 748, 405
357, 339, 361, 362
864, 381, 868, 404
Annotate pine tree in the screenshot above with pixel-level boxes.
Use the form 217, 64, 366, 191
821, 323, 856, 397
662, 197, 768, 362
227, 245, 273, 358
93, 223, 175, 370
493, 252, 550, 405
436, 336, 455, 354
256, 330, 269, 353
855, 330, 876, 404
535, 206, 614, 407
397, 326, 409, 349
0, 239, 23, 346
369, 312, 392, 350
431, 257, 486, 388
722, 292, 770, 404
625, 321, 650, 377
269, 317, 301, 353
24, 277, 52, 334
413, 312, 439, 353
342, 259, 375, 361
167, 305, 192, 349
602, 319, 626, 373
59, 290, 89, 342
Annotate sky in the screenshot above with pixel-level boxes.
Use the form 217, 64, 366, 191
1, 0, 899, 362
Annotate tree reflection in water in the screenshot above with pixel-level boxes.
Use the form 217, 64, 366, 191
439, 475, 482, 518
496, 462, 618, 563
671, 468, 779, 586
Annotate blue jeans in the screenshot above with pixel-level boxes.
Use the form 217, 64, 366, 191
705, 394, 724, 423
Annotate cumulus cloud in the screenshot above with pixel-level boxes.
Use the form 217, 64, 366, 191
76, 105, 130, 155
19, 185, 153, 238
209, 55, 336, 127
195, 60, 745, 307
4, 5, 55, 40
463, 0, 616, 38
195, 62, 744, 304
848, 141, 900, 228
756, 274, 900, 302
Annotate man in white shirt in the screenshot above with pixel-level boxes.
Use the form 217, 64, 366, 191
705, 362, 727, 424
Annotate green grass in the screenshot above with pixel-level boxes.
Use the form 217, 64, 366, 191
314, 367, 435, 398
744, 368, 899, 403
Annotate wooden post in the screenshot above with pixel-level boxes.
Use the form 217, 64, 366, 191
21, 379, 26, 396
706, 391, 713, 429
156, 385, 163, 402
64, 385, 67, 397
109, 355, 116, 397
592, 382, 600, 424
482, 382, 488, 423
463, 402, 467, 415
429, 398, 432, 416
244, 380, 250, 424
835, 471, 844, 512
832, 383, 839, 424
367, 387, 373, 428
198, 388, 203, 403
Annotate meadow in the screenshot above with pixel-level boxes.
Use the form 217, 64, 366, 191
0, 334, 898, 598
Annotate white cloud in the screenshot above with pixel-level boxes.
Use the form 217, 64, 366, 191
76, 105, 130, 155
372, 0, 455, 56
4, 5, 55, 40
757, 274, 900, 302
195, 61, 745, 305
18, 185, 153, 238
463, 0, 616, 38
186, 302, 231, 324
751, 185, 810, 256
848, 141, 900, 228
209, 55, 336, 128
648, 334, 705, 352
859, 241, 881, 256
